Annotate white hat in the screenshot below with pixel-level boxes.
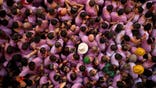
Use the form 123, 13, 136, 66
78, 42, 88, 54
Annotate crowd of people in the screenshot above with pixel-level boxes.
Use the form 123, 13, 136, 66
0, 0, 156, 88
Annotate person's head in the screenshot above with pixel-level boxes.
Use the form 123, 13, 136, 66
120, 0, 127, 4
99, 37, 106, 44
53, 74, 61, 81
88, 34, 94, 42
28, 62, 35, 71
49, 55, 57, 62
40, 47, 46, 54
117, 81, 126, 88
73, 53, 80, 60
51, 19, 58, 25
102, 22, 109, 29
137, 6, 143, 13
70, 72, 77, 80
143, 69, 152, 77
47, 0, 53, 4
89, 0, 95, 7
115, 53, 122, 60
123, 35, 130, 41
146, 2, 153, 9
80, 26, 87, 32
80, 11, 87, 19
133, 22, 141, 29
106, 5, 113, 12
122, 44, 129, 51
89, 69, 97, 76
6, 45, 14, 54
60, 30, 67, 37
47, 32, 54, 39
79, 65, 86, 72
0, 10, 6, 17
117, 9, 124, 16
115, 24, 124, 33
48, 8, 55, 15
55, 42, 61, 48
145, 11, 153, 18
70, 7, 78, 14
110, 45, 117, 51
135, 82, 145, 88
12, 21, 19, 29
144, 23, 152, 31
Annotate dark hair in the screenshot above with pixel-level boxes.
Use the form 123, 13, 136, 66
24, 79, 33, 86
6, 0, 14, 7
80, 12, 87, 18
117, 81, 125, 88
1, 19, 8, 26
48, 64, 54, 70
80, 26, 86, 32
143, 69, 152, 77
146, 2, 153, 9
73, 53, 80, 60
25, 9, 31, 16
12, 33, 22, 41
12, 22, 19, 29
147, 37, 153, 44
102, 22, 108, 29
117, 9, 124, 15
138, 6, 143, 13
86, 82, 93, 88
104, 31, 114, 39
95, 16, 101, 22
54, 74, 61, 81
152, 56, 156, 62
143, 54, 148, 59
133, 23, 141, 29
40, 47, 46, 54
89, 0, 95, 7
49, 55, 57, 62
79, 65, 86, 72
6, 45, 14, 54
110, 45, 118, 51
21, 58, 28, 66
60, 30, 67, 37
144, 23, 152, 31
70, 73, 77, 80
122, 44, 129, 51
70, 7, 78, 14
55, 42, 61, 48
106, 5, 113, 12
123, 35, 130, 41
22, 42, 29, 50
28, 62, 35, 70
115, 24, 123, 33
115, 53, 122, 60
99, 37, 106, 44
48, 8, 55, 15
26, 0, 33, 3
12, 54, 22, 62
26, 32, 33, 38
33, 35, 41, 43
120, 0, 127, 4
47, 0, 53, 4
145, 80, 155, 88
51, 19, 58, 25
135, 82, 145, 88
0, 10, 6, 17
47, 32, 54, 39
11, 8, 18, 15
145, 11, 153, 18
